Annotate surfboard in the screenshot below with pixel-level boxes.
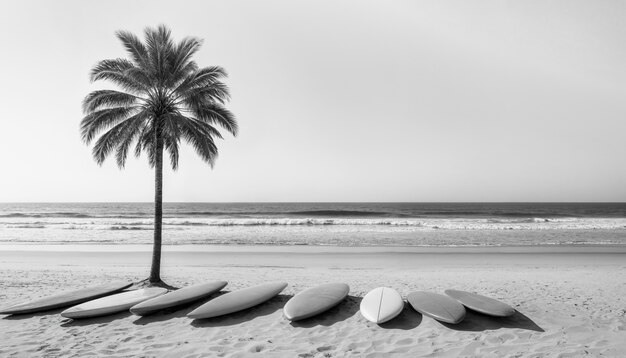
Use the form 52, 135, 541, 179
407, 291, 466, 324
130, 281, 228, 316
0, 281, 133, 315
60, 287, 167, 319
283, 283, 349, 321
445, 289, 515, 317
360, 287, 404, 324
187, 282, 287, 319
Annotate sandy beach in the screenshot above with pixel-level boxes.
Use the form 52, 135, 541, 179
1, 245, 625, 357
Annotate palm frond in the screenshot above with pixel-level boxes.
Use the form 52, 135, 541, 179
144, 25, 175, 84
174, 66, 228, 96
82, 90, 140, 114
154, 113, 182, 170
166, 37, 202, 88
114, 111, 149, 168
115, 30, 150, 69
168, 61, 199, 90
182, 82, 231, 105
92, 113, 146, 165
133, 122, 151, 159
90, 59, 148, 93
80, 106, 140, 143
136, 120, 157, 167
181, 123, 219, 167
189, 102, 238, 136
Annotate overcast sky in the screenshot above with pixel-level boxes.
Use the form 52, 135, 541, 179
0, 0, 625, 202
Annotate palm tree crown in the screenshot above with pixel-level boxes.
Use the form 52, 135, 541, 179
80, 25, 237, 169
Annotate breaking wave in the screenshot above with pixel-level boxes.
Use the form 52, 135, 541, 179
2, 217, 626, 230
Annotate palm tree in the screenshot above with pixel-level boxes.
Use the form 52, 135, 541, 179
80, 25, 237, 287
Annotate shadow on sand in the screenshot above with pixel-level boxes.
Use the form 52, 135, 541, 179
290, 295, 362, 328
441, 310, 544, 332
60, 311, 133, 327
2, 307, 66, 320
190, 294, 292, 328
378, 303, 423, 330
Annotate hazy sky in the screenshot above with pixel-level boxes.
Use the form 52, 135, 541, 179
1, 0, 625, 202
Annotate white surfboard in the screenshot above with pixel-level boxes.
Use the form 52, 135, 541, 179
130, 281, 228, 316
188, 282, 287, 319
283, 283, 349, 321
61, 288, 167, 319
360, 287, 404, 324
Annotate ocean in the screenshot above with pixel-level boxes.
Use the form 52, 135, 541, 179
1, 202, 625, 247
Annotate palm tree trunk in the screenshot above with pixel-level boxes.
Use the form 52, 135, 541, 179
149, 131, 164, 283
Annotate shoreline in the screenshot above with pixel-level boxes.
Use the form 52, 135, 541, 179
1, 244, 625, 270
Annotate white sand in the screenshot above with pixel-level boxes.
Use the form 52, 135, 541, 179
1, 245, 625, 357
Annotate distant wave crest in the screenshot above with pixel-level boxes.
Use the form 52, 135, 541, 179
166, 219, 422, 226
108, 225, 152, 231
6, 224, 46, 229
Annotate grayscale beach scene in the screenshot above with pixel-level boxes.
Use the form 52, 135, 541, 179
1, 1, 625, 357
